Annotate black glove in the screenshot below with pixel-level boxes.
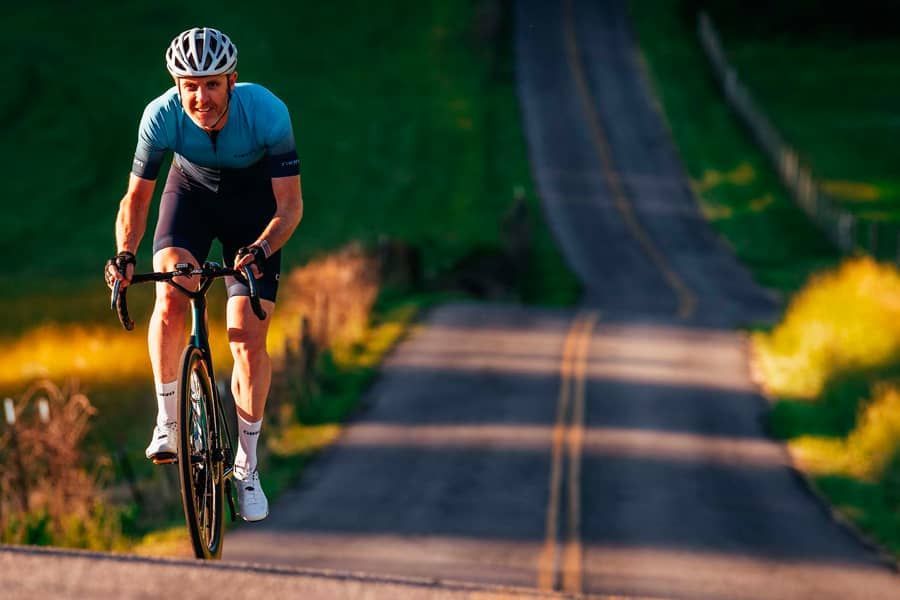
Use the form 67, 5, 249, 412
105, 251, 136, 285
235, 244, 268, 275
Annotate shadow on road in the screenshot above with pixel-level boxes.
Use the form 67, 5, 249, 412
227, 306, 890, 589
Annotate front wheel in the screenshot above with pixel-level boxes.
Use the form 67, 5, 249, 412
177, 346, 224, 559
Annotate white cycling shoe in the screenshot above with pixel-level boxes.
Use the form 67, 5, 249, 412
235, 469, 269, 522
145, 422, 177, 464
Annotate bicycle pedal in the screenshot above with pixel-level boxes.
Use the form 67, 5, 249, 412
151, 453, 177, 465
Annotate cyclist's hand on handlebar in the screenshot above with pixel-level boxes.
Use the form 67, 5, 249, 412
235, 243, 269, 279
105, 251, 136, 290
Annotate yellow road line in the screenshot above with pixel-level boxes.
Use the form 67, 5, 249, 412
538, 315, 580, 590
561, 0, 697, 320
562, 312, 597, 594
539, 312, 598, 591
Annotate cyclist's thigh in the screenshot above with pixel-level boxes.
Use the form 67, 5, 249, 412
153, 164, 215, 270
218, 168, 281, 303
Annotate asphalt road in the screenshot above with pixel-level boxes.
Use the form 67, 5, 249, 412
223, 1, 897, 597
5, 0, 898, 598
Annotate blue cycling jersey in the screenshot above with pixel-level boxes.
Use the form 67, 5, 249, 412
132, 82, 300, 185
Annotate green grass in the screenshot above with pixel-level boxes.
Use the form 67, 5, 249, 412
628, 0, 838, 293
0, 0, 576, 337
698, 4, 900, 215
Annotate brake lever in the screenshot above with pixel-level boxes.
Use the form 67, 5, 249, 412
240, 265, 267, 321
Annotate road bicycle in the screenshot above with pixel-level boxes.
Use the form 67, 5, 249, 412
110, 261, 266, 559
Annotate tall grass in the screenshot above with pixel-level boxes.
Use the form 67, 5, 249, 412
1, 381, 128, 550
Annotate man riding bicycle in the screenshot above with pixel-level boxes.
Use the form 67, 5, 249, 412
104, 27, 303, 522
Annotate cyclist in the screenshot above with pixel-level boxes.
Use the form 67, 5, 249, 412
104, 27, 303, 522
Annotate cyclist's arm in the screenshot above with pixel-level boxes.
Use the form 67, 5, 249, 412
115, 174, 156, 254
252, 175, 303, 254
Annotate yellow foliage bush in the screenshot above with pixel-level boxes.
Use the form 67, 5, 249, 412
753, 257, 900, 398
792, 383, 900, 481
848, 384, 900, 478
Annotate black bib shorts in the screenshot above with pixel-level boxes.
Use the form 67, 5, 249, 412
152, 158, 281, 302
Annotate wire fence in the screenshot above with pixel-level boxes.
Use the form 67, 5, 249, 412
697, 12, 900, 261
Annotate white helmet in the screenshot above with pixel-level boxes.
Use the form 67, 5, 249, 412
166, 27, 237, 77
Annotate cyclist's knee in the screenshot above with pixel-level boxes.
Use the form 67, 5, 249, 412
153, 246, 198, 270
154, 286, 190, 319
228, 332, 267, 364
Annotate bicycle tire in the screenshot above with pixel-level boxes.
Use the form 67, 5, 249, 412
177, 345, 225, 559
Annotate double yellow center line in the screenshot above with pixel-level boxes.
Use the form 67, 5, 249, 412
539, 311, 598, 593
561, 0, 697, 320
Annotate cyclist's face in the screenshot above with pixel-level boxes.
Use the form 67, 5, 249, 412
177, 73, 236, 130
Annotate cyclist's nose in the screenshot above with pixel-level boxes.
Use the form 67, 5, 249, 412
195, 87, 210, 105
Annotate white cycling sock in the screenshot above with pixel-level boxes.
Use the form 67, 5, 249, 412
155, 381, 178, 427
234, 414, 263, 478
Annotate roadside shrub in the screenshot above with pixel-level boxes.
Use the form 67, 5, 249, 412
753, 257, 900, 398
844, 384, 900, 480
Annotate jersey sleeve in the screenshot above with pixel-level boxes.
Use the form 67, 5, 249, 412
132, 98, 172, 180
262, 95, 300, 178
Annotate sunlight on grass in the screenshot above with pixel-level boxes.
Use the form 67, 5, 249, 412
699, 203, 733, 221
130, 525, 192, 557
750, 194, 774, 211
0, 321, 241, 393
693, 162, 756, 193
331, 305, 416, 370
0, 325, 151, 389
0, 253, 380, 395
699, 193, 774, 222
753, 257, 900, 398
821, 180, 882, 202
269, 423, 343, 457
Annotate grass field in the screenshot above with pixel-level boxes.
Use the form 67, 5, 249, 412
1, 0, 578, 548
630, 0, 900, 557
0, 0, 576, 335
627, 1, 838, 294
700, 4, 900, 217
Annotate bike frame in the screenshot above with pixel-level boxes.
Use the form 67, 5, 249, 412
111, 261, 267, 527
183, 278, 235, 483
